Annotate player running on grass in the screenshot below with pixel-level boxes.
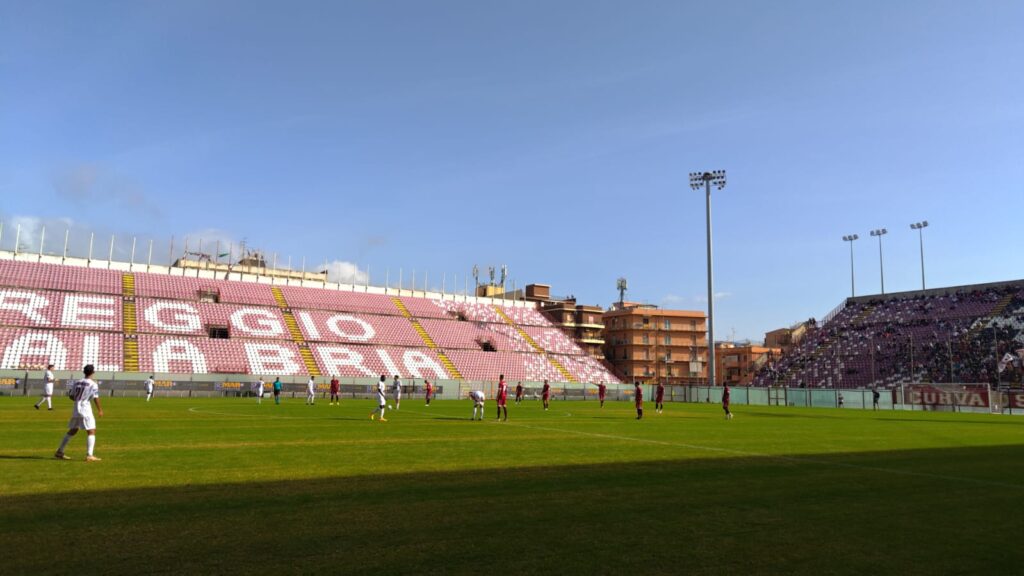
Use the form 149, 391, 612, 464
370, 375, 388, 422
515, 381, 524, 404
424, 380, 434, 406
542, 380, 551, 410
469, 389, 485, 421
144, 375, 155, 402
597, 382, 607, 408
392, 375, 402, 410
54, 364, 103, 462
634, 381, 643, 420
723, 385, 733, 420
655, 382, 665, 414
253, 378, 265, 404
330, 376, 340, 405
495, 375, 508, 421
34, 364, 56, 411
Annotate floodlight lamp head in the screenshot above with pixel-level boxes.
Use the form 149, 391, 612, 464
689, 172, 703, 190
922, 220, 928, 227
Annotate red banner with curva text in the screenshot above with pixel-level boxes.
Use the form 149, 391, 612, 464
902, 385, 990, 408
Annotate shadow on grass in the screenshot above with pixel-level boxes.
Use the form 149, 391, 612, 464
0, 454, 49, 460
2, 445, 1024, 575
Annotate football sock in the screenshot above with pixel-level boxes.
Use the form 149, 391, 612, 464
86, 435, 95, 456
57, 434, 72, 453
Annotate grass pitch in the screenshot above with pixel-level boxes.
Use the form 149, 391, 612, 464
2, 396, 1024, 575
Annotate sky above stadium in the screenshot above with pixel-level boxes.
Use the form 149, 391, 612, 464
1, 1, 1022, 342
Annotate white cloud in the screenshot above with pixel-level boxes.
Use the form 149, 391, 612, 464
695, 291, 732, 303
322, 260, 369, 284
661, 293, 684, 305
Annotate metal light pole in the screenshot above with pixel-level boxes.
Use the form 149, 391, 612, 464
842, 234, 858, 298
910, 221, 928, 290
870, 228, 888, 294
690, 170, 726, 387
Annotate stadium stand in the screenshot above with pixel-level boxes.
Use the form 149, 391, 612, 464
0, 257, 620, 382
753, 281, 1024, 389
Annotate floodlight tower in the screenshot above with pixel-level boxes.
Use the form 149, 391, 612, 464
910, 221, 929, 290
842, 234, 859, 298
870, 228, 888, 294
690, 170, 726, 387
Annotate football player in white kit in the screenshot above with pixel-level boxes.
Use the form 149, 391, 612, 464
55, 364, 104, 462
370, 375, 388, 421
253, 378, 265, 404
392, 375, 402, 410
469, 390, 485, 421
34, 363, 56, 411
144, 375, 155, 402
306, 376, 316, 405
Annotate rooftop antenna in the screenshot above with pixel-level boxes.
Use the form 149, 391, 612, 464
472, 265, 480, 288
616, 277, 628, 306
499, 264, 508, 289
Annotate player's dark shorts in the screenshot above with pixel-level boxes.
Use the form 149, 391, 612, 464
274, 390, 281, 396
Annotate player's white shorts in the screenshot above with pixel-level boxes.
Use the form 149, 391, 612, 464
44, 383, 54, 396
473, 400, 484, 408
68, 414, 96, 431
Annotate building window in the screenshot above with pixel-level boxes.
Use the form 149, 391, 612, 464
642, 334, 649, 344
643, 317, 649, 326
664, 335, 671, 345
664, 319, 671, 330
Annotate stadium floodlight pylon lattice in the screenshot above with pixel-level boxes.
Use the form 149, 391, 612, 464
689, 170, 726, 388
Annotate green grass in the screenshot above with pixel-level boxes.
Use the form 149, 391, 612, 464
3, 396, 1024, 575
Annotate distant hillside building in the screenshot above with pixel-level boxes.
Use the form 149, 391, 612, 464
715, 342, 783, 385
520, 284, 606, 361
764, 321, 812, 355
602, 303, 708, 384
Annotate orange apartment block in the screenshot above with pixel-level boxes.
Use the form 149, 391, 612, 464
602, 303, 708, 384
715, 342, 783, 385
517, 284, 606, 361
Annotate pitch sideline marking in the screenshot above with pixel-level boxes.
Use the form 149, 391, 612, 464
508, 422, 1024, 490
403, 407, 1024, 490
186, 404, 1023, 491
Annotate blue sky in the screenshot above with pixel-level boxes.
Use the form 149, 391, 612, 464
1, 0, 1022, 342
